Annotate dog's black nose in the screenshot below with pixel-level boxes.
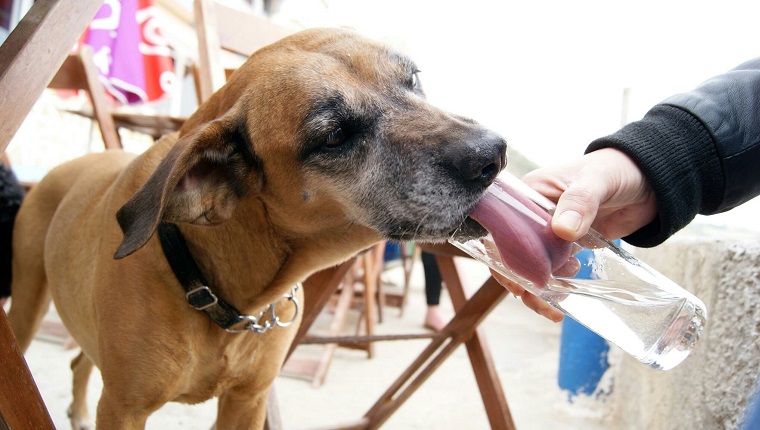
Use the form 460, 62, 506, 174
447, 130, 507, 188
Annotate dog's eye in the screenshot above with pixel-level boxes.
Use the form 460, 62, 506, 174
324, 127, 347, 149
408, 70, 421, 90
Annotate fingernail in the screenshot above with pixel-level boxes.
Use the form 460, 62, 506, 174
556, 210, 582, 233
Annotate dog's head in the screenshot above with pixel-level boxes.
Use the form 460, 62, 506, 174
114, 28, 506, 259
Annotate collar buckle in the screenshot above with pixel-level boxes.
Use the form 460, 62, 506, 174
186, 286, 219, 311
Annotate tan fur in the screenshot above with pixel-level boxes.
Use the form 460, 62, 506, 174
8, 28, 506, 429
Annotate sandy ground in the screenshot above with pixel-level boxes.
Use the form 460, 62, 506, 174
14, 258, 613, 430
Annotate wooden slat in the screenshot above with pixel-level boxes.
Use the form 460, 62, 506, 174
0, 0, 105, 152
78, 45, 122, 150
193, 0, 295, 104
194, 0, 226, 103
361, 275, 510, 429
46, 54, 88, 91
0, 308, 55, 429
212, 2, 292, 57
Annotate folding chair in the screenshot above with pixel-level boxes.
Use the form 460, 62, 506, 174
47, 45, 186, 150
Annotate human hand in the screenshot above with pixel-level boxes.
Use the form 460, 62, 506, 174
522, 148, 657, 242
488, 148, 656, 322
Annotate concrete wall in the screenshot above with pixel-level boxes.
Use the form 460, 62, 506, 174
606, 238, 760, 430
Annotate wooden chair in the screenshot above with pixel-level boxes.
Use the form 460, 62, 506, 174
281, 244, 517, 430
47, 45, 122, 150
0, 1, 103, 426
47, 45, 186, 150
0, 0, 105, 154
282, 243, 386, 387
0, 308, 56, 430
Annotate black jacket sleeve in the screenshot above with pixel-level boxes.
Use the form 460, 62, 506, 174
586, 58, 760, 248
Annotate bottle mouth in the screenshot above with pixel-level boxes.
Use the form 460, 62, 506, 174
450, 216, 488, 242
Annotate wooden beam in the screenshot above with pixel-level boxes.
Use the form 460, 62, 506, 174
0, 0, 104, 152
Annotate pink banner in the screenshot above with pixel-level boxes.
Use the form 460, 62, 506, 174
82, 0, 175, 104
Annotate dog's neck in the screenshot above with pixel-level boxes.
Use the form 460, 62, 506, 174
176, 199, 379, 316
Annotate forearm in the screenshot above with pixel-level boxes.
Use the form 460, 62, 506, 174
587, 105, 721, 247
587, 58, 760, 247
664, 58, 760, 213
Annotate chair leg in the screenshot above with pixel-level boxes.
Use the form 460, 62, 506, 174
288, 259, 356, 358
398, 243, 420, 317
361, 275, 513, 430
366, 243, 385, 325
361, 244, 384, 357
436, 255, 516, 430
311, 276, 357, 387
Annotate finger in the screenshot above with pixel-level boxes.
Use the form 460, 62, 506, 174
553, 256, 580, 278
593, 198, 658, 241
552, 181, 604, 242
521, 292, 564, 322
490, 267, 564, 322
489, 269, 526, 297
522, 170, 568, 201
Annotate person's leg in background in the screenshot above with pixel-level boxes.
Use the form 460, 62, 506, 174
422, 250, 447, 331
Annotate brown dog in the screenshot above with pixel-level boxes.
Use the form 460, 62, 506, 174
8, 28, 506, 429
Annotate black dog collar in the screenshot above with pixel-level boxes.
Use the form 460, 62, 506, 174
157, 222, 300, 334
157, 222, 247, 329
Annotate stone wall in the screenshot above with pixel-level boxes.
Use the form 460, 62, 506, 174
606, 238, 760, 430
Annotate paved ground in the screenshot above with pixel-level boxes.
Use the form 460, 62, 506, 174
13, 257, 612, 430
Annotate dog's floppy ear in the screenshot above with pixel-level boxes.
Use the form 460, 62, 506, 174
114, 112, 261, 259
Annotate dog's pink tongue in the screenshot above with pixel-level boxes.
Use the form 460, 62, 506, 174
469, 179, 574, 288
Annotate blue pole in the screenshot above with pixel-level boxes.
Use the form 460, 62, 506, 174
743, 382, 760, 430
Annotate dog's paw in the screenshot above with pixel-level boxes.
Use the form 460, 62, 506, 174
67, 406, 95, 430
70, 417, 95, 430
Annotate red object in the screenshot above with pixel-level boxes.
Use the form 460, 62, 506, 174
75, 0, 175, 105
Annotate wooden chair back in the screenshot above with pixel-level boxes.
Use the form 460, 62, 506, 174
48, 45, 188, 149
47, 45, 123, 150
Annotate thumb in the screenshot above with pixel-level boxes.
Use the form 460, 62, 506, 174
551, 183, 602, 242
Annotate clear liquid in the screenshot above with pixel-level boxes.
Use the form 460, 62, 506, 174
451, 234, 708, 370
547, 277, 706, 370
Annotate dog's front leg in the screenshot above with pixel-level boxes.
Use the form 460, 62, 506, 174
216, 383, 272, 430
95, 390, 153, 430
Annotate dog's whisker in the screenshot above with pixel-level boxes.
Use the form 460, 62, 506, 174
410, 212, 432, 242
